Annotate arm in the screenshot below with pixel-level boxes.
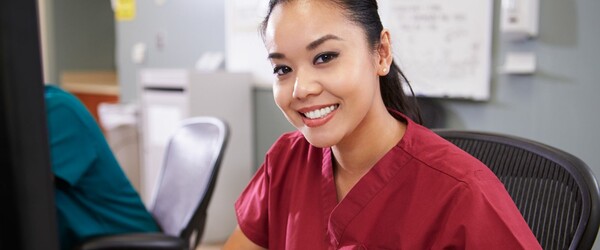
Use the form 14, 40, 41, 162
45, 87, 97, 185
223, 226, 266, 250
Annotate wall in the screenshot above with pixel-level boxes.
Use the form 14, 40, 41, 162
40, 0, 115, 84
116, 0, 225, 102
441, 0, 600, 195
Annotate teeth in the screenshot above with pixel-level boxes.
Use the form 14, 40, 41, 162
303, 105, 338, 119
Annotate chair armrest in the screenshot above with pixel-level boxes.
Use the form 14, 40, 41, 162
77, 233, 186, 250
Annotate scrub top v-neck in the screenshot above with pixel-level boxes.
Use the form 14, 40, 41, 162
320, 145, 412, 247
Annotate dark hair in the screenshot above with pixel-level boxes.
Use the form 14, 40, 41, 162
260, 0, 423, 124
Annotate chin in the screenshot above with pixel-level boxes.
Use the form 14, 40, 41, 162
301, 129, 339, 148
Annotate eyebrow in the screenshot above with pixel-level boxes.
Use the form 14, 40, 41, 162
268, 52, 285, 59
267, 34, 342, 59
306, 34, 342, 50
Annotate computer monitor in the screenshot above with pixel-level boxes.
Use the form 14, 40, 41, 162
0, 0, 59, 249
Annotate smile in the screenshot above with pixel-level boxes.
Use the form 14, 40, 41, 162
302, 104, 339, 119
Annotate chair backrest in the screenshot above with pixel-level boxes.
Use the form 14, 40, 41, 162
150, 117, 229, 249
435, 130, 600, 250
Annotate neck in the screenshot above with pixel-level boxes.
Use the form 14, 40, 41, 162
331, 105, 406, 177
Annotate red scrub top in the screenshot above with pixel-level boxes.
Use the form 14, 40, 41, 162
235, 111, 541, 249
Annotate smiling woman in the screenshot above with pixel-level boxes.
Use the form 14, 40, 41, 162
224, 0, 542, 249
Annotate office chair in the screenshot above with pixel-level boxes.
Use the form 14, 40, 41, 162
78, 117, 229, 250
434, 130, 600, 250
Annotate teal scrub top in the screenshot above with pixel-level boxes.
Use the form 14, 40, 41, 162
45, 86, 159, 250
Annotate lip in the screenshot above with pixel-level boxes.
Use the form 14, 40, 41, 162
297, 104, 337, 114
298, 104, 338, 128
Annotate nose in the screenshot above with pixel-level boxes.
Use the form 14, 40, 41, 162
292, 71, 321, 99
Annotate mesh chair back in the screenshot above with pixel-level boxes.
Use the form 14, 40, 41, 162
150, 117, 229, 249
435, 130, 600, 250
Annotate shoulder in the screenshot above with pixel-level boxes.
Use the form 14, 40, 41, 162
398, 117, 498, 187
45, 85, 82, 109
45, 86, 90, 122
44, 86, 102, 138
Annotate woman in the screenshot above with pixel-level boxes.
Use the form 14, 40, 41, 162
225, 0, 541, 249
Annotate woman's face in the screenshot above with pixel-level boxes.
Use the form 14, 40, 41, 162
265, 0, 387, 148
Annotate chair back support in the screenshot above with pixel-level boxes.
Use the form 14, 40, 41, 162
435, 130, 600, 250
150, 117, 229, 249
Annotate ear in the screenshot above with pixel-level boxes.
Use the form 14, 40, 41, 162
376, 29, 393, 76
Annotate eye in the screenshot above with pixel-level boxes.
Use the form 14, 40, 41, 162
313, 52, 339, 65
273, 65, 292, 76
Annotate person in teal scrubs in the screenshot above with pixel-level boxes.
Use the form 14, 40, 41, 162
45, 85, 159, 250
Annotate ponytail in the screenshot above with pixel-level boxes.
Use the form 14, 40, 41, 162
380, 62, 423, 124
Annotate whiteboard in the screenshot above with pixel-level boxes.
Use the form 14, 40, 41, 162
379, 0, 493, 100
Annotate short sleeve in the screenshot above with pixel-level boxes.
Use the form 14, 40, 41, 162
434, 178, 542, 249
46, 93, 97, 186
235, 159, 271, 248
